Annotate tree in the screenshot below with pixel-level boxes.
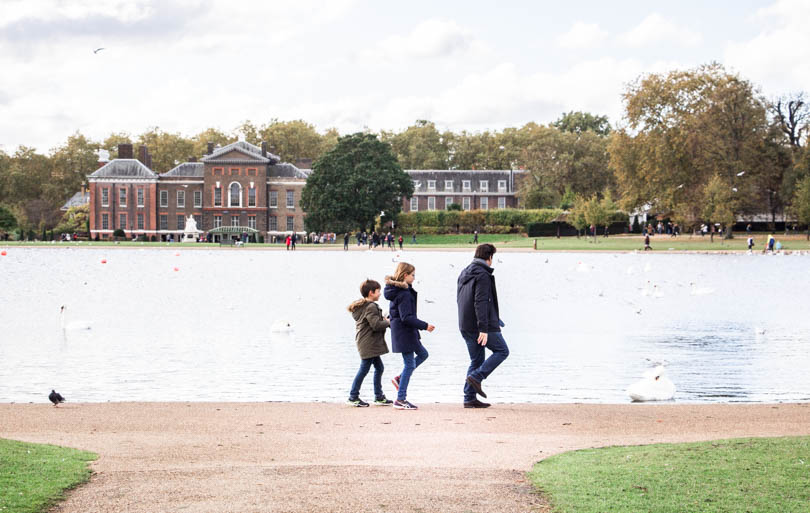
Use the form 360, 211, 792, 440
552, 111, 611, 136
447, 202, 463, 211
300, 133, 413, 233
702, 174, 736, 242
190, 128, 236, 158
54, 204, 89, 234
50, 132, 100, 203
792, 175, 810, 240
0, 205, 17, 234
259, 120, 333, 164
102, 132, 133, 159
567, 194, 589, 238
381, 120, 449, 169
772, 93, 809, 150
136, 127, 195, 173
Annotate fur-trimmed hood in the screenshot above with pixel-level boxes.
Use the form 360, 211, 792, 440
384, 276, 408, 289
347, 298, 369, 313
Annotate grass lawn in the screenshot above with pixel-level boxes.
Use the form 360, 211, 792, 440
529, 436, 810, 513
0, 438, 96, 513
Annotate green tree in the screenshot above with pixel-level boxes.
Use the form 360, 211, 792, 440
567, 194, 589, 237
102, 132, 133, 159
702, 174, 736, 242
50, 132, 100, 203
301, 133, 413, 233
552, 111, 611, 136
0, 205, 17, 234
54, 204, 89, 234
259, 120, 332, 164
136, 127, 195, 173
381, 120, 449, 169
792, 175, 810, 240
190, 128, 236, 158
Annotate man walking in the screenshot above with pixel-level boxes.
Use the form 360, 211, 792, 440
456, 243, 509, 408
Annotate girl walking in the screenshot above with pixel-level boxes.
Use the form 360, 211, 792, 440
384, 262, 435, 410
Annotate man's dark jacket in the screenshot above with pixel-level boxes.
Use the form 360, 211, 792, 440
456, 258, 500, 334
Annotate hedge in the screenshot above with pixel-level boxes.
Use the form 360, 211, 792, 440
396, 209, 562, 232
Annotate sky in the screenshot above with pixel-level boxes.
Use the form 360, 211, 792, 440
1, 0, 809, 153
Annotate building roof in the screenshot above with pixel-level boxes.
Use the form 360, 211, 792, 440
163, 162, 204, 177
270, 162, 309, 179
202, 141, 281, 164
88, 159, 157, 179
60, 191, 89, 211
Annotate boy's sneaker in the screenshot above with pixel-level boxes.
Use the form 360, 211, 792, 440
346, 398, 369, 407
391, 375, 400, 391
393, 399, 418, 410
373, 397, 393, 406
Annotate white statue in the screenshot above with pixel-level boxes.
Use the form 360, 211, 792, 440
183, 215, 202, 242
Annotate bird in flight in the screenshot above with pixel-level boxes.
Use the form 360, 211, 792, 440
49, 390, 66, 407
93, 47, 105, 54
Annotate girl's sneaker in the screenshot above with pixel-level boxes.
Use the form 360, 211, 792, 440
393, 399, 417, 410
347, 398, 369, 407
373, 397, 393, 406
391, 375, 400, 391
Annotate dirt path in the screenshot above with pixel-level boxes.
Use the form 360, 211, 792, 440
2, 402, 809, 512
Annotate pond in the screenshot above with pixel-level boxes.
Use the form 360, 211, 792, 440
1, 247, 809, 404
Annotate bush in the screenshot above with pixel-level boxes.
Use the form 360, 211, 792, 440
396, 208, 563, 233
149, 235, 156, 242
447, 202, 463, 211
113, 229, 125, 239
259, 235, 265, 243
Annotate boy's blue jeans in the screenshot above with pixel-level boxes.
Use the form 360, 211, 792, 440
461, 331, 510, 402
349, 356, 384, 400
398, 342, 429, 401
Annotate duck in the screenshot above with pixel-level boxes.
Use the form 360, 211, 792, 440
627, 365, 676, 402
270, 320, 293, 333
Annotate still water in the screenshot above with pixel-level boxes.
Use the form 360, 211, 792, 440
1, 247, 809, 404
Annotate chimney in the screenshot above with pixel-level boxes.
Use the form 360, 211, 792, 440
118, 143, 133, 159
146, 153, 153, 170
138, 145, 148, 165
207, 142, 214, 155
189, 156, 197, 163
261, 141, 267, 157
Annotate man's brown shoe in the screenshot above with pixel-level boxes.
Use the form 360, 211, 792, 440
463, 399, 491, 408
466, 376, 487, 398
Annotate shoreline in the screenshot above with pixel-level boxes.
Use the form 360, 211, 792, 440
3, 402, 808, 512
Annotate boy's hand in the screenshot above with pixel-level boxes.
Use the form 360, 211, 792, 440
426, 324, 435, 332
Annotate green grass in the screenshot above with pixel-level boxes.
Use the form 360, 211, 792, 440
0, 438, 97, 513
529, 436, 810, 513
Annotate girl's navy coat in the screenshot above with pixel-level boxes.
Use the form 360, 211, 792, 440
384, 276, 429, 353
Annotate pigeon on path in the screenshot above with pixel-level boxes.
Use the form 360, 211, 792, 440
49, 390, 65, 407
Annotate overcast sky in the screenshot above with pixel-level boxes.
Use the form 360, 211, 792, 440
1, 0, 808, 152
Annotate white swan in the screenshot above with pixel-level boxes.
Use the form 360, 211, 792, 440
270, 320, 293, 333
689, 282, 715, 296
640, 281, 652, 297
60, 306, 91, 331
627, 365, 676, 402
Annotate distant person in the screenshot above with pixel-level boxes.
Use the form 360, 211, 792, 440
644, 234, 652, 251
747, 236, 755, 251
456, 243, 508, 408
767, 234, 775, 252
412, 233, 417, 244
344, 233, 350, 251
285, 235, 291, 250
346, 279, 393, 407
746, 223, 752, 235
291, 233, 297, 250
398, 235, 403, 250
473, 230, 478, 244
384, 262, 435, 410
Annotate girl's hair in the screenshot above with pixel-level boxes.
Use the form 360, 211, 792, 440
392, 262, 415, 282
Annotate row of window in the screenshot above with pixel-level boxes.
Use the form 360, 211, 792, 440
409, 196, 507, 211
99, 213, 295, 231
99, 187, 296, 209
413, 179, 508, 193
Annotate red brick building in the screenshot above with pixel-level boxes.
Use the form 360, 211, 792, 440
88, 141, 308, 241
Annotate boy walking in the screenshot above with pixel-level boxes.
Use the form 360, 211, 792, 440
347, 279, 394, 406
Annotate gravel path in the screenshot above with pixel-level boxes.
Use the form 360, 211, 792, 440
2, 402, 809, 512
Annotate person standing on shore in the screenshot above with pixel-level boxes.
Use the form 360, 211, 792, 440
291, 233, 297, 250
398, 235, 403, 250
384, 262, 435, 410
346, 279, 393, 407
456, 244, 509, 408
344, 233, 350, 251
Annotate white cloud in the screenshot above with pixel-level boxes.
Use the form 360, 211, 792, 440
556, 21, 608, 49
619, 13, 702, 48
378, 18, 474, 60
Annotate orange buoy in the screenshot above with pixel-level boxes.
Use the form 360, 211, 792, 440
0, 250, 6, 256
173, 267, 179, 272
175, 252, 180, 256
101, 259, 107, 264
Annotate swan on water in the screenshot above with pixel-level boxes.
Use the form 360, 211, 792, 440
270, 320, 293, 333
627, 365, 676, 402
59, 306, 91, 331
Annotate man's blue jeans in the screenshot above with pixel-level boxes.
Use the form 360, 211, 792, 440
398, 342, 429, 401
349, 356, 384, 400
462, 331, 510, 402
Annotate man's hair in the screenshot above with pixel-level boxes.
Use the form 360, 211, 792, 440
474, 243, 497, 261
360, 279, 381, 298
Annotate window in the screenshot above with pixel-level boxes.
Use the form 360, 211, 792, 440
480, 180, 488, 192
177, 190, 185, 208
269, 190, 278, 208
137, 213, 144, 230
410, 197, 418, 211
194, 191, 202, 208
498, 180, 507, 192
229, 182, 241, 207
160, 190, 168, 208
230, 168, 239, 176
286, 216, 294, 231
214, 187, 222, 206
177, 215, 185, 230
427, 180, 436, 191
248, 187, 256, 207
286, 190, 294, 209
119, 213, 126, 230
101, 213, 109, 230
480, 197, 488, 210
248, 216, 256, 229
269, 216, 277, 231
498, 196, 506, 209
214, 215, 222, 228
462, 180, 471, 192
445, 180, 453, 191
119, 188, 126, 207
413, 180, 421, 191
231, 215, 240, 227
427, 196, 436, 210
463, 197, 471, 210
445, 197, 453, 209
160, 215, 168, 230
101, 188, 109, 207
137, 188, 144, 207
